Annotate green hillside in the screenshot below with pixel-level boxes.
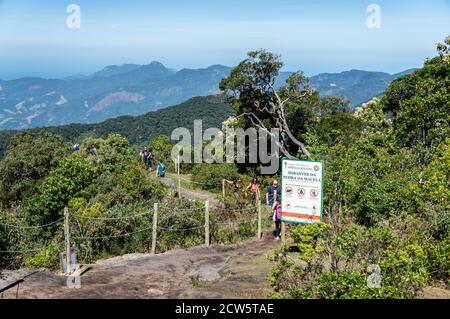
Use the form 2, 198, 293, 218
0, 95, 233, 158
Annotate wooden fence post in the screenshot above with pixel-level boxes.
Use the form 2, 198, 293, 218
281, 222, 286, 243
151, 203, 158, 254
177, 154, 181, 198
63, 207, 71, 275
205, 201, 210, 246
222, 179, 226, 198
257, 189, 262, 239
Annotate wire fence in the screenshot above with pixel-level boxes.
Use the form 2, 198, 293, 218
0, 165, 276, 275
0, 217, 65, 254
0, 199, 266, 268
0, 217, 64, 229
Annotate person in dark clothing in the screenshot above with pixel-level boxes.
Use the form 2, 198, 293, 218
266, 179, 281, 208
272, 198, 281, 240
140, 147, 153, 170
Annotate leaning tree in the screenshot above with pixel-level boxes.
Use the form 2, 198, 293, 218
219, 49, 313, 159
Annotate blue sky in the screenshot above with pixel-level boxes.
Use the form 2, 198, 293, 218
0, 0, 449, 79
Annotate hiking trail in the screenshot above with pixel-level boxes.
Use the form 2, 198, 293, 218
150, 172, 220, 207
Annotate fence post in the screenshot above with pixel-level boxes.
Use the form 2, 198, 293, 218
205, 201, 210, 246
281, 222, 286, 243
222, 179, 226, 198
151, 203, 158, 254
257, 189, 262, 239
63, 207, 71, 275
177, 154, 181, 198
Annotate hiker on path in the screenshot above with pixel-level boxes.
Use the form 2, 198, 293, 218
272, 198, 282, 240
156, 160, 166, 178
140, 147, 153, 170
246, 176, 260, 204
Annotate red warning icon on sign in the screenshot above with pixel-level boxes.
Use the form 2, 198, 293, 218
310, 189, 319, 198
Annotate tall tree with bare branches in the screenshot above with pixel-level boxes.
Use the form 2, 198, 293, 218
219, 49, 314, 159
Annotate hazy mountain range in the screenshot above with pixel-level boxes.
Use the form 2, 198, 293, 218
0, 62, 415, 130
0, 95, 232, 159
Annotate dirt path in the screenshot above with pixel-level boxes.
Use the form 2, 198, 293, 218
156, 174, 219, 207
1, 232, 279, 299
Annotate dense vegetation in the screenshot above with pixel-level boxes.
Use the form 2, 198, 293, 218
212, 38, 448, 299
0, 95, 233, 159
263, 39, 449, 298
0, 130, 262, 270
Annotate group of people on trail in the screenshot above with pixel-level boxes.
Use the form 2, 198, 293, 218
74, 141, 281, 239
73, 143, 165, 177
140, 147, 153, 170
139, 146, 165, 178
226, 176, 282, 240
224, 176, 260, 209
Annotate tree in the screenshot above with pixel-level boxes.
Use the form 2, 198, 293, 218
219, 50, 314, 159
149, 135, 172, 163
381, 36, 450, 152
0, 132, 68, 207
436, 35, 450, 63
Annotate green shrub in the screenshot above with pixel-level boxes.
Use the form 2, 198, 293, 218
191, 163, 239, 191
289, 223, 331, 261
269, 222, 430, 299
23, 244, 61, 269
148, 135, 174, 169
0, 132, 67, 207
424, 239, 450, 285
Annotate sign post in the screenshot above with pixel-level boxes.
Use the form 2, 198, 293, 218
280, 159, 324, 224
205, 201, 210, 246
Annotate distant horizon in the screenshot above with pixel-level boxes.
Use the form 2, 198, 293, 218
0, 59, 420, 81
